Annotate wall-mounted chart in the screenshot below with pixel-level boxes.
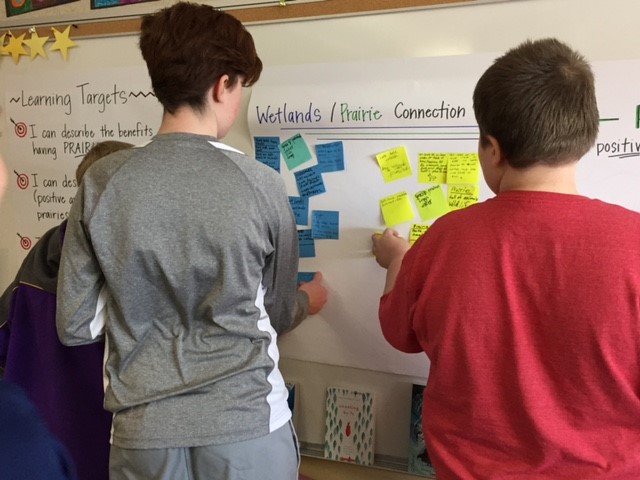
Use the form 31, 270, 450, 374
3, 66, 161, 265
248, 55, 640, 377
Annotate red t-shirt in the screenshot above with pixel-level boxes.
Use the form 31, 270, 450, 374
380, 191, 640, 479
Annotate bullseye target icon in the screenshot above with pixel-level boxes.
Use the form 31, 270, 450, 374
17, 233, 32, 250
10, 118, 28, 138
11, 0, 27, 7
13, 170, 29, 189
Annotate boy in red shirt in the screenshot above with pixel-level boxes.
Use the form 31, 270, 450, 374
373, 38, 640, 479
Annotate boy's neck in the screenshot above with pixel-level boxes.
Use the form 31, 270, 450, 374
498, 161, 579, 194
157, 107, 218, 138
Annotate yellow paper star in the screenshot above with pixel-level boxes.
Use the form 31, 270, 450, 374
5, 32, 28, 64
49, 26, 77, 61
24, 30, 49, 60
0, 33, 9, 56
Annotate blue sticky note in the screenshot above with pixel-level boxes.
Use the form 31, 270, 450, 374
297, 271, 316, 284
294, 166, 326, 197
298, 230, 316, 258
254, 136, 281, 172
311, 210, 340, 240
315, 141, 345, 173
280, 133, 313, 170
288, 196, 309, 225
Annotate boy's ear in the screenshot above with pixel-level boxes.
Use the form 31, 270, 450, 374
485, 135, 505, 167
212, 74, 230, 103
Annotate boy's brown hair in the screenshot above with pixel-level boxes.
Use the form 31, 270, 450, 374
139, 1, 263, 115
473, 38, 599, 169
75, 140, 133, 184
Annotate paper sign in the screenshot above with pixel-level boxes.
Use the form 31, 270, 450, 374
376, 146, 412, 183
414, 185, 450, 221
380, 191, 415, 227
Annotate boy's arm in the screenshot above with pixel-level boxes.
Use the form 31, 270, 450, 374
56, 188, 105, 346
373, 229, 422, 353
260, 173, 327, 335
289, 273, 327, 331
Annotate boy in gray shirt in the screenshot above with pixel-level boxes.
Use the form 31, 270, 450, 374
56, 3, 327, 479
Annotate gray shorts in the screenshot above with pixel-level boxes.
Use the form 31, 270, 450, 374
109, 421, 300, 480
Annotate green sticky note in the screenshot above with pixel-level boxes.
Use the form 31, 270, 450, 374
376, 146, 412, 183
280, 133, 313, 170
414, 185, 450, 222
418, 153, 448, 184
448, 184, 479, 210
380, 191, 415, 227
446, 153, 480, 184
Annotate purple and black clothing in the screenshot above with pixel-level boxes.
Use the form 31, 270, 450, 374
0, 221, 111, 480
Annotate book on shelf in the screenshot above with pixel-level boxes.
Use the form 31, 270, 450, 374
408, 383, 436, 477
324, 386, 375, 466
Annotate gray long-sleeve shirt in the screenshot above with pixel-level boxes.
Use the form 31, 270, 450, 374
57, 133, 305, 449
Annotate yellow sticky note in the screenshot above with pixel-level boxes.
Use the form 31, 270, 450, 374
418, 153, 448, 184
446, 153, 480, 185
409, 224, 429, 245
448, 184, 480, 210
414, 185, 450, 222
376, 146, 412, 183
380, 191, 415, 227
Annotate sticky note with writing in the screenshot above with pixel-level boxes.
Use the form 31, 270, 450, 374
312, 210, 340, 240
289, 196, 310, 225
376, 146, 412, 183
298, 229, 316, 258
316, 141, 345, 173
414, 185, 450, 222
280, 133, 313, 170
254, 136, 281, 172
418, 153, 448, 184
409, 224, 429, 245
446, 153, 479, 184
448, 184, 479, 210
295, 166, 326, 197
380, 191, 415, 227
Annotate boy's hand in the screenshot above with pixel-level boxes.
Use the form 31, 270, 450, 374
372, 228, 410, 269
298, 272, 328, 315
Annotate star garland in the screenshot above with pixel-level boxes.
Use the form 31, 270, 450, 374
0, 25, 76, 64
49, 26, 77, 61
24, 28, 49, 60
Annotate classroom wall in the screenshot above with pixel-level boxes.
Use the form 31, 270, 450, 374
2, 0, 639, 477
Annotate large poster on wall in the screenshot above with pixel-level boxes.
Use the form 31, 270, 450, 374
248, 55, 640, 377
3, 65, 161, 261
